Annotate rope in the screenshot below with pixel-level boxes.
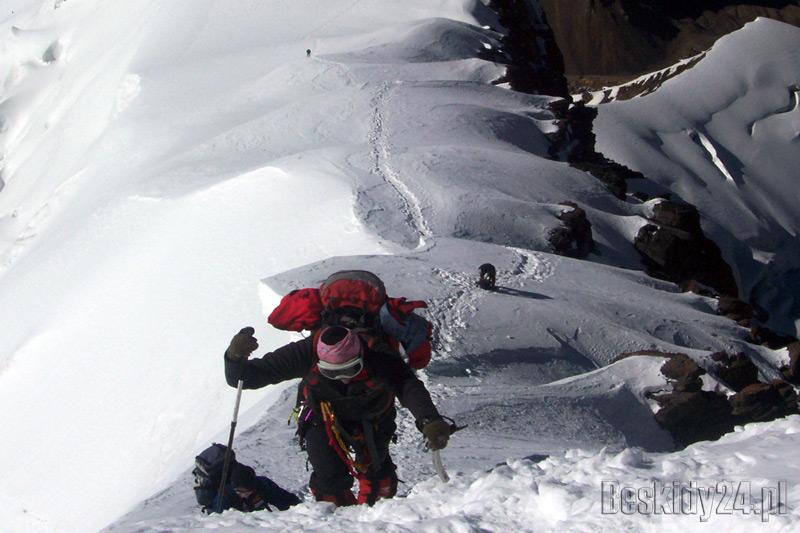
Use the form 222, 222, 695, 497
320, 401, 369, 475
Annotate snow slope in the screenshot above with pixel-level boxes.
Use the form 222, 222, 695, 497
0, 0, 489, 530
595, 18, 800, 336
116, 415, 800, 532
0, 1, 797, 531
113, 238, 786, 531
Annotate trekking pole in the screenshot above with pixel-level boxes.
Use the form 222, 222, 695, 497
215, 365, 245, 513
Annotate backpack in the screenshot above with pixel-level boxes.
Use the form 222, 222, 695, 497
268, 270, 433, 369
192, 443, 236, 511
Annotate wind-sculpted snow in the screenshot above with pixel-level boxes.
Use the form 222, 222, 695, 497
595, 18, 800, 336
325, 17, 504, 65
0, 1, 797, 531
117, 413, 800, 532
264, 237, 782, 376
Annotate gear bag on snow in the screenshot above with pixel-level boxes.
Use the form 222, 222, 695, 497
268, 270, 433, 369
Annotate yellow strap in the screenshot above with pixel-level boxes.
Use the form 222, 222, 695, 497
320, 401, 368, 474
288, 406, 300, 425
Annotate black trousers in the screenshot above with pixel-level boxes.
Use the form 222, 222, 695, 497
304, 412, 397, 496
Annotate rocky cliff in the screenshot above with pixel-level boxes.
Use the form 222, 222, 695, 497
538, 0, 800, 89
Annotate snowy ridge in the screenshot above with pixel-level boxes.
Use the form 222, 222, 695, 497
595, 18, 800, 336
575, 52, 706, 105
0, 1, 798, 531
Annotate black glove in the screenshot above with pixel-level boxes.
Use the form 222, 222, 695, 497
225, 327, 259, 361
421, 417, 451, 451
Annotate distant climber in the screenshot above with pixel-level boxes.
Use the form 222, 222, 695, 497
223, 270, 452, 506
229, 464, 300, 512
478, 263, 496, 290
306, 49, 311, 57
192, 443, 300, 513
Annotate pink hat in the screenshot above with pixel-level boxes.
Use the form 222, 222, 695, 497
317, 326, 362, 364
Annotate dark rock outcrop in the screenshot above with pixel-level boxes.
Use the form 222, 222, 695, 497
559, 102, 648, 199
680, 289, 797, 349
547, 202, 594, 258
485, 4, 641, 199
567, 159, 630, 200
661, 353, 704, 392
646, 351, 797, 449
652, 391, 735, 449
646, 354, 732, 448
710, 351, 759, 392
717, 296, 754, 322
651, 201, 700, 232
634, 201, 737, 297
730, 381, 799, 423
748, 324, 797, 350
487, 0, 569, 97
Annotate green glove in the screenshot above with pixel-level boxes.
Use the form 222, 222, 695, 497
225, 327, 259, 361
422, 417, 451, 451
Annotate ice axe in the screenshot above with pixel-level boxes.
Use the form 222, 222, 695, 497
431, 449, 449, 482
428, 417, 465, 483
215, 364, 246, 513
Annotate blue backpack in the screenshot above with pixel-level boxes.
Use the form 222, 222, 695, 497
192, 443, 237, 512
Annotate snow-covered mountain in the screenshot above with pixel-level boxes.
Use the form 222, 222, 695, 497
0, 1, 798, 532
596, 18, 800, 337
